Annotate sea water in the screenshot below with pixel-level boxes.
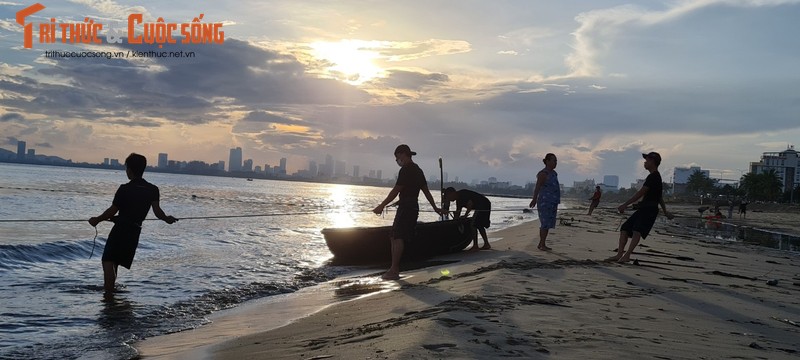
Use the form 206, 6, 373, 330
0, 163, 535, 359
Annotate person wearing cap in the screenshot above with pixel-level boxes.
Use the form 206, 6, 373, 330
444, 187, 492, 251
373, 144, 442, 280
588, 185, 602, 215
529, 153, 560, 251
607, 152, 673, 263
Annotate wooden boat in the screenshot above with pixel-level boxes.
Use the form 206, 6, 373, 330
322, 217, 474, 264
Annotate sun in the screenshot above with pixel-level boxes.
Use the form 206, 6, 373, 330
310, 40, 385, 85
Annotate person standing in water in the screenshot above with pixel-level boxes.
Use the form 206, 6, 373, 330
89, 153, 178, 296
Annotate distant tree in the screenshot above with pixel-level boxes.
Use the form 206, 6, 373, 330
686, 170, 716, 196
740, 170, 783, 201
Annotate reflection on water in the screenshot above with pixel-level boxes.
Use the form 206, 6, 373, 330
672, 217, 800, 252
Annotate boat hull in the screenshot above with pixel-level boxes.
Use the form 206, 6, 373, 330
322, 218, 474, 264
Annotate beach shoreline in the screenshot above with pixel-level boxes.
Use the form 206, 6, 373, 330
138, 205, 800, 359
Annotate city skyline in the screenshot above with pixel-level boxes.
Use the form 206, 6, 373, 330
8, 139, 798, 193
2, 1, 800, 187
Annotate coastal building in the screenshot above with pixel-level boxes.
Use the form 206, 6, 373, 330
572, 179, 596, 193
603, 175, 619, 189
279, 157, 287, 175
335, 160, 346, 177
673, 166, 710, 194
309, 161, 318, 177
750, 145, 799, 194
16, 140, 25, 160
228, 147, 243, 172
158, 153, 168, 168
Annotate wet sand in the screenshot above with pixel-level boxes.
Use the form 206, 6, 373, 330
138, 206, 800, 359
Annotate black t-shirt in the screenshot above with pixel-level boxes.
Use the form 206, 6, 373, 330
641, 172, 663, 205
396, 162, 426, 208
455, 189, 490, 210
112, 178, 160, 225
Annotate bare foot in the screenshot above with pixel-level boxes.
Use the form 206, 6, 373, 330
381, 271, 400, 280
481, 244, 491, 250
617, 256, 631, 263
604, 255, 621, 262
467, 246, 480, 252
537, 245, 552, 251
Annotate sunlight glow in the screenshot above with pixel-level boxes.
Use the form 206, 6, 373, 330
326, 184, 356, 228
310, 40, 385, 85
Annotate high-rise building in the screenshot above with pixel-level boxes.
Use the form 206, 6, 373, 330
158, 153, 168, 168
335, 160, 346, 177
750, 145, 799, 194
353, 165, 359, 178
323, 154, 333, 177
279, 157, 287, 174
376, 170, 382, 180
228, 147, 242, 172
243, 159, 253, 172
26, 149, 35, 159
16, 141, 25, 160
309, 161, 318, 177
603, 175, 619, 189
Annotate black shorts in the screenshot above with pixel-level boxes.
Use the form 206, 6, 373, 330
473, 207, 490, 229
620, 206, 658, 240
392, 206, 418, 241
102, 223, 142, 269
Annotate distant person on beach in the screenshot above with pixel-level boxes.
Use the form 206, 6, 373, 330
88, 153, 178, 296
529, 153, 560, 251
588, 186, 602, 215
373, 144, 441, 280
727, 200, 734, 219
606, 152, 673, 263
739, 200, 748, 219
444, 187, 491, 251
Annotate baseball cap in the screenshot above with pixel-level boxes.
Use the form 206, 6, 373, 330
642, 152, 661, 165
394, 144, 417, 156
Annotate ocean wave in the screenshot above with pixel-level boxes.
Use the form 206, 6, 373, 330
0, 239, 100, 270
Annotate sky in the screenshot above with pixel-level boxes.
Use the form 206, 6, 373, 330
1, 0, 799, 188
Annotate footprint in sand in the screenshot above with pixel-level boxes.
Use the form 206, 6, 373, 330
422, 343, 457, 352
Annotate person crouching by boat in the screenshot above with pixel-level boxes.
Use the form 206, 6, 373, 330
373, 144, 442, 280
444, 187, 491, 251
89, 153, 178, 297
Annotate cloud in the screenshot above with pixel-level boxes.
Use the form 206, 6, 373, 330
4, 136, 19, 145
68, 0, 152, 21
565, 0, 800, 78
0, 112, 24, 122
379, 39, 471, 62
375, 70, 449, 90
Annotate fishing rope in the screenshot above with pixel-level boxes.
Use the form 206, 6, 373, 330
0, 208, 535, 223
90, 226, 97, 259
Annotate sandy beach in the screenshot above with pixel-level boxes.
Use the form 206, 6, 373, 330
138, 204, 800, 359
